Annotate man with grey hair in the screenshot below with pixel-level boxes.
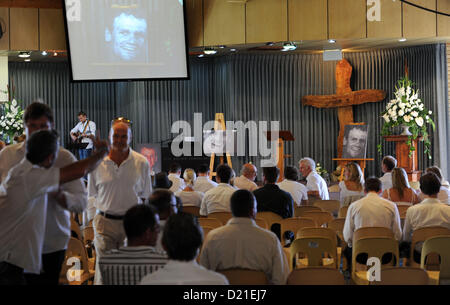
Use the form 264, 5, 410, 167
299, 157, 329, 200
234, 163, 258, 192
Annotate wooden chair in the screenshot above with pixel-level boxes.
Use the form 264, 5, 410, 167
409, 226, 450, 268
301, 211, 334, 227
290, 237, 338, 270
256, 212, 283, 230
338, 206, 349, 218
351, 237, 399, 285
294, 206, 322, 217
396, 204, 410, 218
420, 235, 450, 285
328, 218, 348, 271
280, 217, 316, 245
296, 227, 338, 269
183, 206, 201, 217
313, 200, 340, 217
328, 184, 341, 193
217, 269, 268, 285
198, 217, 222, 229
341, 194, 363, 207
82, 226, 96, 270
208, 212, 233, 225
353, 227, 394, 242
287, 267, 345, 285
254, 217, 269, 230
371, 267, 429, 285
59, 237, 95, 285
70, 217, 83, 242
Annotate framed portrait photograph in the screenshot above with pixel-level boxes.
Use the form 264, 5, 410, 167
342, 124, 368, 159
136, 143, 161, 175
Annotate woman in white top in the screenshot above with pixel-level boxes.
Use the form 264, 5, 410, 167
382, 167, 419, 206
339, 162, 365, 207
175, 168, 204, 207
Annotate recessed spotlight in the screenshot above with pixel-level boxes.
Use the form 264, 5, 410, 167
198, 54, 204, 58
230, 48, 237, 52
328, 39, 336, 44
53, 52, 58, 56
41, 51, 48, 56
203, 48, 217, 55
398, 38, 407, 42
24, 59, 31, 62
18, 52, 31, 58
266, 42, 274, 46
282, 43, 297, 52
218, 45, 226, 49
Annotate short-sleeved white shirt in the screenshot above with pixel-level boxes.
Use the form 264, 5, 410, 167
70, 120, 96, 149
306, 171, 329, 200
277, 179, 308, 206
193, 176, 217, 193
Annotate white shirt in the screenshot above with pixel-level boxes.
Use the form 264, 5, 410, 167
343, 192, 402, 247
200, 217, 289, 285
234, 176, 258, 192
0, 143, 87, 254
418, 187, 450, 205
0, 159, 59, 273
88, 149, 152, 216
175, 190, 204, 207
140, 260, 229, 285
339, 180, 364, 207
200, 183, 236, 216
70, 120, 96, 149
277, 179, 308, 206
168, 173, 185, 193
306, 171, 329, 200
402, 198, 450, 242
380, 172, 393, 192
193, 176, 217, 193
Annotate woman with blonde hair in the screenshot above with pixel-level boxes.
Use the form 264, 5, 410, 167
382, 167, 419, 205
175, 168, 204, 207
339, 162, 365, 206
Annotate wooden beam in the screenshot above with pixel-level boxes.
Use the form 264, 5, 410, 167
0, 0, 62, 9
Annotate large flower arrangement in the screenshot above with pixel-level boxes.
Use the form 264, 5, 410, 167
378, 77, 435, 159
0, 87, 25, 144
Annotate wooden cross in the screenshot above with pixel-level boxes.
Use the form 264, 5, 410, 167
302, 59, 386, 157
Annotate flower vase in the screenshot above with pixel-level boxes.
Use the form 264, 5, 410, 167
400, 125, 412, 136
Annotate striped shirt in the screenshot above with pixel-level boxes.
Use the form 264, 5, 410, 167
99, 246, 168, 285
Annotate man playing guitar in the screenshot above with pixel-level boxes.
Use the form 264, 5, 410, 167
70, 111, 96, 160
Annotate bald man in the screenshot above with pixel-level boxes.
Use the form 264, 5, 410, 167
88, 119, 152, 284
234, 163, 258, 192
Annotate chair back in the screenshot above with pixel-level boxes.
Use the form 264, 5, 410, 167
198, 217, 223, 229
296, 227, 338, 247
256, 212, 283, 230
280, 218, 316, 244
301, 211, 334, 227
287, 267, 345, 285
70, 217, 82, 241
290, 237, 338, 269
328, 184, 341, 193
396, 205, 410, 218
294, 206, 322, 217
313, 200, 340, 217
254, 217, 269, 230
372, 267, 429, 285
420, 235, 450, 280
328, 218, 346, 247
60, 237, 92, 284
338, 206, 349, 218
342, 194, 364, 207
218, 269, 268, 285
353, 227, 394, 242
183, 206, 201, 217
83, 226, 94, 244
410, 226, 450, 268
208, 212, 233, 225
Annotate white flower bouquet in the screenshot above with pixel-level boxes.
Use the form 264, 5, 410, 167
378, 77, 435, 158
0, 87, 24, 144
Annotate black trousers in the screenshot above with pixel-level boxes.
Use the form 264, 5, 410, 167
0, 262, 26, 285
24, 250, 66, 285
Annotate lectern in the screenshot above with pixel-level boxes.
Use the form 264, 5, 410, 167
383, 135, 422, 181
266, 131, 295, 182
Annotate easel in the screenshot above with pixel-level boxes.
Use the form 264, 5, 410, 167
266, 131, 295, 182
209, 113, 232, 180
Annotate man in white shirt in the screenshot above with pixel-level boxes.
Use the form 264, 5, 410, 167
88, 118, 152, 283
200, 190, 289, 284
99, 204, 168, 285
193, 164, 218, 193
0, 129, 109, 285
299, 157, 329, 200
200, 164, 236, 216
0, 102, 88, 285
402, 173, 450, 263
70, 111, 96, 160
234, 163, 258, 191
343, 177, 402, 269
422, 166, 450, 204
167, 163, 185, 193
140, 213, 228, 285
277, 166, 308, 206
379, 155, 397, 192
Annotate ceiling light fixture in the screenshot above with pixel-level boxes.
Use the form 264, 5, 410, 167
328, 39, 336, 44
398, 38, 407, 42
53, 52, 58, 56
18, 51, 31, 58
218, 45, 226, 49
230, 48, 237, 52
203, 48, 217, 55
266, 42, 274, 46
198, 54, 204, 58
24, 59, 31, 62
282, 42, 297, 52
41, 51, 48, 56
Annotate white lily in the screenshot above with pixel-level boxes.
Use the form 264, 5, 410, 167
415, 117, 424, 127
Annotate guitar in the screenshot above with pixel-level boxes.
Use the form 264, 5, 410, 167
71, 131, 91, 144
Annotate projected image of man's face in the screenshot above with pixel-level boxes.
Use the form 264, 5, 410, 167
112, 13, 147, 61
